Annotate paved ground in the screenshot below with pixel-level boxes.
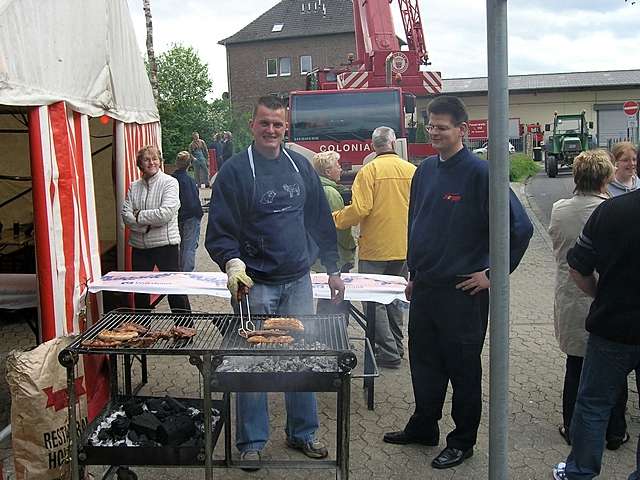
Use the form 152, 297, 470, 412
524, 170, 574, 228
1, 185, 638, 479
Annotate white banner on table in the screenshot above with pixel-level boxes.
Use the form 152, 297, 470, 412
89, 272, 407, 305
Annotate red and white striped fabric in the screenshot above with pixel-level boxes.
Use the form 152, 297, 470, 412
28, 102, 102, 340
422, 71, 443, 94
337, 65, 370, 89
113, 121, 162, 271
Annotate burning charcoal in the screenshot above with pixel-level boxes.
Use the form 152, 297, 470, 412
130, 411, 162, 440
111, 417, 131, 438
157, 414, 196, 446
164, 396, 188, 413
98, 428, 112, 441
123, 399, 144, 418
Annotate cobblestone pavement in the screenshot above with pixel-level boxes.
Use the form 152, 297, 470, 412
1, 185, 638, 479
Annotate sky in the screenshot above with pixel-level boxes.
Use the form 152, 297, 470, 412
127, 0, 640, 99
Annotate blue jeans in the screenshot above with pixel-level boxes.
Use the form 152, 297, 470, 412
178, 217, 201, 272
232, 273, 319, 453
564, 334, 640, 479
193, 159, 209, 187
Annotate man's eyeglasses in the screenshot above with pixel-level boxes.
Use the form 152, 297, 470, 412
425, 123, 464, 132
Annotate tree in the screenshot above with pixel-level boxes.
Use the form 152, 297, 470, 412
154, 44, 253, 163
156, 44, 215, 162
142, 0, 158, 103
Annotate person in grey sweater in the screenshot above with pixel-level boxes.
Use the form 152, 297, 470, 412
607, 141, 638, 197
121, 145, 190, 311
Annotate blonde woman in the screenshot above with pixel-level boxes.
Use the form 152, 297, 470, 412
311, 152, 356, 317
608, 141, 638, 197
549, 149, 626, 448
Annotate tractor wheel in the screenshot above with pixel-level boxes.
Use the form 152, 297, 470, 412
547, 155, 558, 178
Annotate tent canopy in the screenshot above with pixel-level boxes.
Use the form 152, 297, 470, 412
0, 0, 158, 124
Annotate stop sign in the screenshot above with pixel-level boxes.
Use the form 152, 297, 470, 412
623, 101, 639, 116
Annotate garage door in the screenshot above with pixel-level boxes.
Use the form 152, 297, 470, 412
597, 108, 633, 147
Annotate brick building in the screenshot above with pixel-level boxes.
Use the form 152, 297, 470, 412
219, 0, 356, 116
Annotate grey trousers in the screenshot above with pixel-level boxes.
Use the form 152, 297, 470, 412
358, 259, 407, 363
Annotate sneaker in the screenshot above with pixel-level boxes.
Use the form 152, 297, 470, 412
552, 462, 567, 480
240, 450, 261, 472
286, 438, 329, 459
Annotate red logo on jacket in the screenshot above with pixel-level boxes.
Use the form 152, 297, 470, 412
442, 193, 462, 202
42, 377, 86, 411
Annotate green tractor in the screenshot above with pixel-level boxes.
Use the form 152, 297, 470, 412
544, 111, 593, 178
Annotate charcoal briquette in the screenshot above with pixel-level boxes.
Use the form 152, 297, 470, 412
123, 399, 144, 418
130, 411, 162, 440
111, 417, 131, 438
164, 396, 188, 413
157, 414, 196, 446
145, 398, 167, 412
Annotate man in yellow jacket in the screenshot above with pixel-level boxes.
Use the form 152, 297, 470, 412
333, 126, 416, 368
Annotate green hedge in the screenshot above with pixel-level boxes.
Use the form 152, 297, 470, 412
476, 152, 540, 182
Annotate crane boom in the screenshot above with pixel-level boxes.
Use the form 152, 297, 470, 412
337, 0, 440, 96
397, 0, 429, 65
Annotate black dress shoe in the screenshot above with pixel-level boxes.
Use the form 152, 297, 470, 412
431, 446, 473, 469
383, 430, 438, 446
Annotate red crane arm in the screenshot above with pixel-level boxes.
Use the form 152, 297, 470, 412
397, 0, 429, 65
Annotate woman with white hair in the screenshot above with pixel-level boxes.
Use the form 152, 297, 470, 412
311, 151, 356, 313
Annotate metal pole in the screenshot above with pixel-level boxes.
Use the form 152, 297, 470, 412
486, 1, 510, 479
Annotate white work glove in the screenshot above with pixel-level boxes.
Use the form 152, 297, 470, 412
225, 258, 254, 299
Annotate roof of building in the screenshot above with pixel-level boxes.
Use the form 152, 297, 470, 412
220, 0, 355, 45
443, 69, 640, 94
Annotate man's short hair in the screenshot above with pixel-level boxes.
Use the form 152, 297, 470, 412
611, 141, 637, 165
372, 126, 396, 152
253, 95, 286, 117
427, 95, 469, 125
572, 149, 614, 194
136, 145, 161, 168
312, 151, 340, 177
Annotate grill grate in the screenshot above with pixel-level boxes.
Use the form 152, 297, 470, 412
66, 310, 350, 357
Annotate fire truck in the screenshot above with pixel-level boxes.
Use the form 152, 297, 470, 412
286, 0, 442, 171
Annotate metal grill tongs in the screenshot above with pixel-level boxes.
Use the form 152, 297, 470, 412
237, 289, 255, 337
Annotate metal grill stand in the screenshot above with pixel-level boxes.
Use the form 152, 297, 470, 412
60, 311, 360, 480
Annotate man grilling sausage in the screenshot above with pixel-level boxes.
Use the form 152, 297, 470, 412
205, 95, 344, 468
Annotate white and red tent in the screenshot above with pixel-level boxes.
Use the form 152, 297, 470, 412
0, 0, 160, 342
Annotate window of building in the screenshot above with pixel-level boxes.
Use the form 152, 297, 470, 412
266, 58, 277, 77
279, 57, 291, 76
300, 55, 312, 75
272, 24, 284, 32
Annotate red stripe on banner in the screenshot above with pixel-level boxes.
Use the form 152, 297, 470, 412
73, 113, 91, 288
48, 103, 77, 334
28, 107, 56, 341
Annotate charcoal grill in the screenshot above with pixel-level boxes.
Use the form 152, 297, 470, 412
61, 310, 367, 480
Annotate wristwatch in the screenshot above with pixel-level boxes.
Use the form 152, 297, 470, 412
328, 271, 341, 277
